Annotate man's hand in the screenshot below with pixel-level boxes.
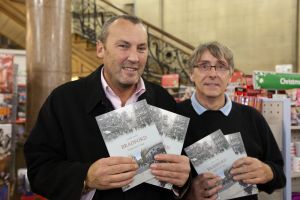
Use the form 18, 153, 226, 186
230, 156, 274, 184
150, 154, 190, 187
185, 173, 222, 200
85, 157, 138, 190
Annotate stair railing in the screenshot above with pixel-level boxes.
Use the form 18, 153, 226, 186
72, 0, 194, 85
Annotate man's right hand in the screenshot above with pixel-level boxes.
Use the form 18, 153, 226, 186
186, 173, 222, 200
85, 157, 138, 190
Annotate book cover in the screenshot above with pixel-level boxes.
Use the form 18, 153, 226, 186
185, 129, 249, 200
0, 54, 14, 94
146, 105, 190, 189
225, 132, 258, 198
95, 100, 166, 191
17, 168, 31, 195
0, 124, 12, 159
0, 94, 13, 122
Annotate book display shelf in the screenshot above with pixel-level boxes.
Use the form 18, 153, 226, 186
233, 96, 291, 200
0, 52, 19, 199
0, 49, 28, 200
290, 124, 300, 196
260, 98, 291, 200
230, 71, 299, 200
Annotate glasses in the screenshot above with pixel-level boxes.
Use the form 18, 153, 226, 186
194, 62, 230, 74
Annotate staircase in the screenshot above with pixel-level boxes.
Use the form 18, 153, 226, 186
0, 0, 100, 78
0, 0, 26, 48
0, 0, 194, 85
72, 0, 194, 85
72, 34, 99, 77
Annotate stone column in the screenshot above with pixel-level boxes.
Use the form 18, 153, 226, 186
26, 0, 71, 134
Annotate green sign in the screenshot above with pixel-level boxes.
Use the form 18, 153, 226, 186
253, 71, 300, 90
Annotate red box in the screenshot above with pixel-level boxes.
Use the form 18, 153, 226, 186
161, 74, 179, 88
21, 194, 47, 200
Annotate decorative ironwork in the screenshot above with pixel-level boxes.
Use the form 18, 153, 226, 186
72, 0, 193, 86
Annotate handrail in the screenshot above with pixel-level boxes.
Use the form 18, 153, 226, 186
101, 0, 194, 51
0, 0, 26, 27
72, 0, 193, 85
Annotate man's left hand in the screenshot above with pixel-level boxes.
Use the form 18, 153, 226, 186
150, 154, 190, 187
230, 156, 274, 184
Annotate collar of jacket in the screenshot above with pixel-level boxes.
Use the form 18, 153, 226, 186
84, 65, 155, 113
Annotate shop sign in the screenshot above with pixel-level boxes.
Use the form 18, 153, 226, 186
253, 71, 300, 90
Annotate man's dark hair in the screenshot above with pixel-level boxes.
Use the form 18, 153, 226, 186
98, 15, 145, 43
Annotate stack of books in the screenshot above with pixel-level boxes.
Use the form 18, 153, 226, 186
95, 100, 189, 191
185, 130, 258, 199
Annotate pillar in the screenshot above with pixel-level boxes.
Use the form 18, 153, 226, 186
26, 0, 71, 134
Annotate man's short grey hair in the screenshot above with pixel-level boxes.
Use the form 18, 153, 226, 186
98, 15, 145, 43
189, 41, 234, 71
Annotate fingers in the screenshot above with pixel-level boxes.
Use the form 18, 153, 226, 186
232, 157, 251, 167
151, 162, 188, 172
200, 172, 219, 180
204, 186, 222, 199
231, 163, 250, 175
106, 169, 137, 183
153, 154, 187, 163
150, 154, 190, 187
230, 156, 273, 184
94, 157, 138, 177
231, 157, 259, 174
151, 154, 190, 171
102, 156, 137, 165
231, 157, 257, 182
99, 171, 136, 189
100, 177, 134, 190
201, 174, 221, 190
150, 168, 189, 186
232, 170, 257, 183
187, 173, 222, 200
86, 157, 138, 190
104, 162, 138, 175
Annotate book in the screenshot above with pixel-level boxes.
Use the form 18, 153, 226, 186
17, 168, 31, 194
95, 100, 166, 191
224, 132, 258, 198
0, 54, 14, 94
184, 129, 252, 200
146, 105, 190, 189
0, 94, 14, 122
0, 124, 12, 159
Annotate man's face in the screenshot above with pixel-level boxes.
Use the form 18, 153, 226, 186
97, 19, 148, 90
190, 50, 232, 100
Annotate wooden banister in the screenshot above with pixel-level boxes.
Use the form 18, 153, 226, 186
101, 0, 194, 51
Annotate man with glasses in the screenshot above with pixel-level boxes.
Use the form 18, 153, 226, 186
178, 41, 286, 199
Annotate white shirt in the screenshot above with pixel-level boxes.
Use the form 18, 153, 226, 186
81, 68, 146, 200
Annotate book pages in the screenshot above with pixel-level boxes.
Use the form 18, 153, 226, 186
146, 105, 189, 189
95, 100, 166, 191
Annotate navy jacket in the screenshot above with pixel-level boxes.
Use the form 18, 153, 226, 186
24, 66, 177, 200
178, 100, 286, 200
